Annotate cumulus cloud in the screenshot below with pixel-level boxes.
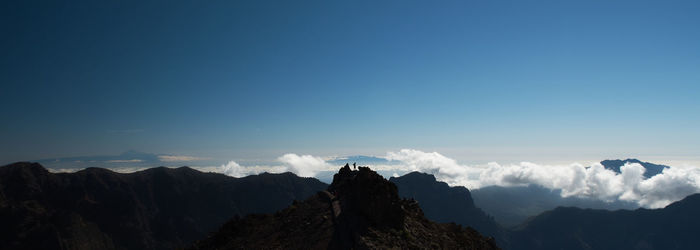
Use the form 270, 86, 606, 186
221, 161, 248, 178
219, 154, 334, 178
220, 160, 288, 178
216, 149, 700, 208
278, 154, 334, 177
386, 149, 484, 188
633, 167, 700, 207
384, 149, 700, 208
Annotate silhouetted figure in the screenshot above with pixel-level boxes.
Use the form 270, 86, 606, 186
353, 162, 356, 170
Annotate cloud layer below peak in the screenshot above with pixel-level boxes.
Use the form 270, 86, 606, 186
221, 149, 700, 209
221, 153, 333, 178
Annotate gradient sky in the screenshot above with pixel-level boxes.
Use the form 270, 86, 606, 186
2, 0, 699, 165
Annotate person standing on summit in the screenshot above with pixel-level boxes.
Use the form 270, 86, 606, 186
353, 162, 356, 170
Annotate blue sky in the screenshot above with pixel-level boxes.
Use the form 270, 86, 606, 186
2, 0, 699, 165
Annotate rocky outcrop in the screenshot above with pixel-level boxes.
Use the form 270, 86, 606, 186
390, 172, 508, 248
191, 164, 499, 249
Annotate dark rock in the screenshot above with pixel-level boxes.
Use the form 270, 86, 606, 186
191, 165, 500, 250
390, 171, 508, 247
0, 162, 326, 250
510, 194, 700, 250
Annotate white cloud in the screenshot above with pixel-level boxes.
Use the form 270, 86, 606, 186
221, 161, 247, 178
220, 160, 288, 178
215, 149, 700, 209
633, 166, 700, 207
278, 154, 334, 178
219, 154, 334, 178
384, 149, 700, 209
386, 149, 485, 188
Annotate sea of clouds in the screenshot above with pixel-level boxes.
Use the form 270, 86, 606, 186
220, 149, 700, 209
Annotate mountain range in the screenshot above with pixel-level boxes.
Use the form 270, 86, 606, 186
471, 184, 638, 227
511, 193, 700, 250
389, 172, 509, 247
1, 160, 698, 249
471, 158, 666, 227
190, 165, 498, 249
0, 162, 326, 249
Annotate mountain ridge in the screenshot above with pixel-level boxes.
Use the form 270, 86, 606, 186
0, 162, 327, 250
510, 193, 700, 250
191, 165, 500, 249
389, 171, 508, 247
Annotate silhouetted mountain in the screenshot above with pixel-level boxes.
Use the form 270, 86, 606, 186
600, 158, 669, 178
389, 172, 508, 247
0, 162, 327, 250
510, 193, 700, 250
472, 184, 637, 227
191, 165, 499, 249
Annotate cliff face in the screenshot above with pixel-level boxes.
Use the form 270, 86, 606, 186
191, 165, 500, 250
0, 162, 327, 250
390, 172, 508, 247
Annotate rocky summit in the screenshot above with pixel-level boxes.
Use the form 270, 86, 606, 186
191, 164, 499, 249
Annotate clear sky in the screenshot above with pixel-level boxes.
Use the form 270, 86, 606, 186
2, 0, 699, 165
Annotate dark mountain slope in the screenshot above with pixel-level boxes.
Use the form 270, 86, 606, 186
0, 162, 327, 250
191, 165, 499, 249
471, 184, 637, 227
510, 193, 700, 250
389, 172, 508, 247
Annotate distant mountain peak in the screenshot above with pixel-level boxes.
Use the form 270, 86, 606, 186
394, 171, 438, 182
600, 159, 669, 178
